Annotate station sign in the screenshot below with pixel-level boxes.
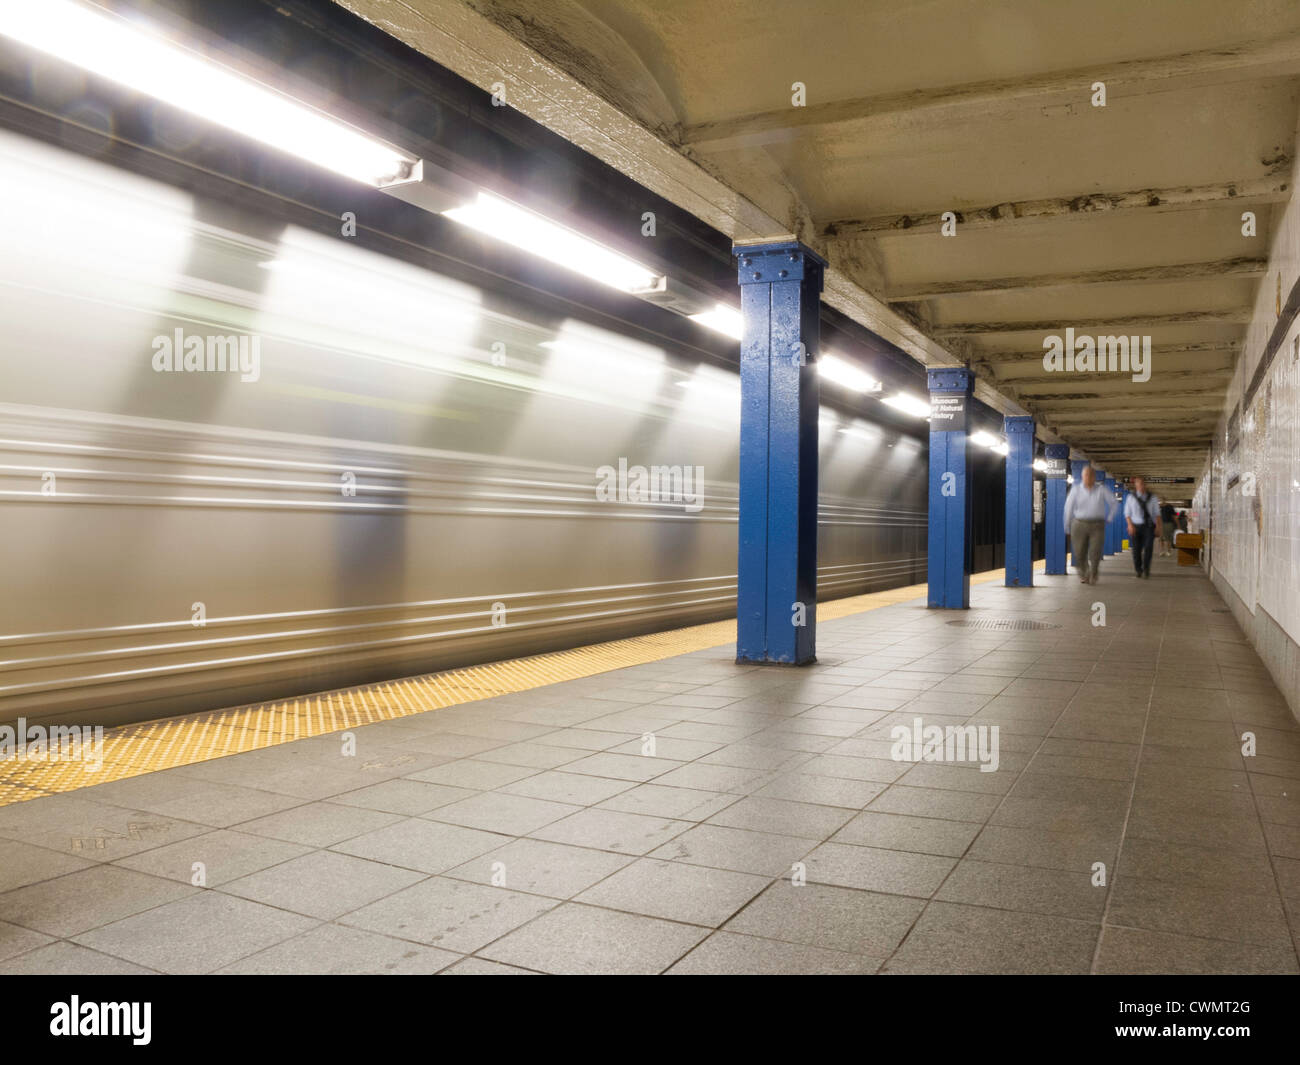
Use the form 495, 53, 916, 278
928, 393, 967, 432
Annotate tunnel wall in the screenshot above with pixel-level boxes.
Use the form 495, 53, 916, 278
1194, 114, 1300, 719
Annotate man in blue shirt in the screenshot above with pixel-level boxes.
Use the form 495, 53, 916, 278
1124, 476, 1163, 579
1063, 465, 1118, 584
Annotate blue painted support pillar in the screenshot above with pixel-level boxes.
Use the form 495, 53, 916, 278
1069, 459, 1088, 571
927, 368, 973, 608
1044, 444, 1070, 575
1115, 481, 1129, 550
1101, 474, 1116, 554
1004, 416, 1035, 587
734, 240, 825, 665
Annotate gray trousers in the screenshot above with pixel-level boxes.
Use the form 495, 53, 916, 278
1071, 519, 1106, 579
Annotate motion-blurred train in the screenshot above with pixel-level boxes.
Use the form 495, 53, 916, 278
0, 128, 930, 727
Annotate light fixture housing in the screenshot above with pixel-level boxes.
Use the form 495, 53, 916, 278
379, 159, 477, 214
0, 0, 420, 188
627, 275, 719, 317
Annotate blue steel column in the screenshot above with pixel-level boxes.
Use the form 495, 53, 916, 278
1069, 458, 1088, 571
734, 240, 825, 665
1110, 476, 1123, 553
927, 368, 973, 608
1004, 416, 1035, 587
1101, 473, 1115, 554
1044, 444, 1069, 574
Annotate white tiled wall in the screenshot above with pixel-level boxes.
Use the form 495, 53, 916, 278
1195, 113, 1300, 654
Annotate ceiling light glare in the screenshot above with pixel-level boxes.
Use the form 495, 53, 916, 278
818, 354, 879, 393
880, 392, 931, 418
443, 191, 663, 293
0, 0, 419, 187
687, 304, 744, 340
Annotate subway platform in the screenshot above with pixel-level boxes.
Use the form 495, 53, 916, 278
1, 553, 1296, 975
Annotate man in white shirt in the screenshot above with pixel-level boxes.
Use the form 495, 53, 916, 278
1063, 465, 1118, 584
1124, 476, 1163, 579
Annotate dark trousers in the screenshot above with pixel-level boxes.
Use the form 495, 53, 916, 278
1131, 522, 1154, 574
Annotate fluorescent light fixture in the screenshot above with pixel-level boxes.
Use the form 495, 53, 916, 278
818, 354, 879, 393
0, 0, 418, 187
838, 426, 878, 442
881, 392, 930, 419
1033, 458, 1049, 472
443, 191, 662, 293
688, 304, 744, 341
970, 431, 1009, 456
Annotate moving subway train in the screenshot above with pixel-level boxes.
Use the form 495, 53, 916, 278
0, 127, 931, 728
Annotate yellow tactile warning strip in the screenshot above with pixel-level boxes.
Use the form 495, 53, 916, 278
0, 562, 1043, 806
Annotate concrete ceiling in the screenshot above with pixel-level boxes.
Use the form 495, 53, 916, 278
338, 0, 1300, 494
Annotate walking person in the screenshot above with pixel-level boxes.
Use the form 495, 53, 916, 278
1063, 465, 1117, 584
1158, 499, 1176, 557
1125, 476, 1161, 579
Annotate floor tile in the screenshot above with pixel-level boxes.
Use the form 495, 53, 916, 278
340, 876, 556, 953
73, 892, 317, 974
477, 903, 707, 975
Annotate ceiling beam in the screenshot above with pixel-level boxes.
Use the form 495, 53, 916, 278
1069, 431, 1215, 440
1037, 422, 1218, 436
823, 177, 1289, 240
1013, 373, 1232, 395
978, 344, 1238, 380
1062, 409, 1223, 415
886, 258, 1266, 301
1048, 408, 1224, 419
935, 310, 1251, 338
995, 363, 1234, 384
1049, 421, 1222, 432
1089, 459, 1207, 466
682, 36, 1300, 151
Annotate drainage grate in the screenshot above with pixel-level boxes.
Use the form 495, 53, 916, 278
947, 618, 1061, 631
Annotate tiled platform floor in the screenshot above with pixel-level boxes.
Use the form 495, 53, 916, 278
2, 552, 1298, 974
